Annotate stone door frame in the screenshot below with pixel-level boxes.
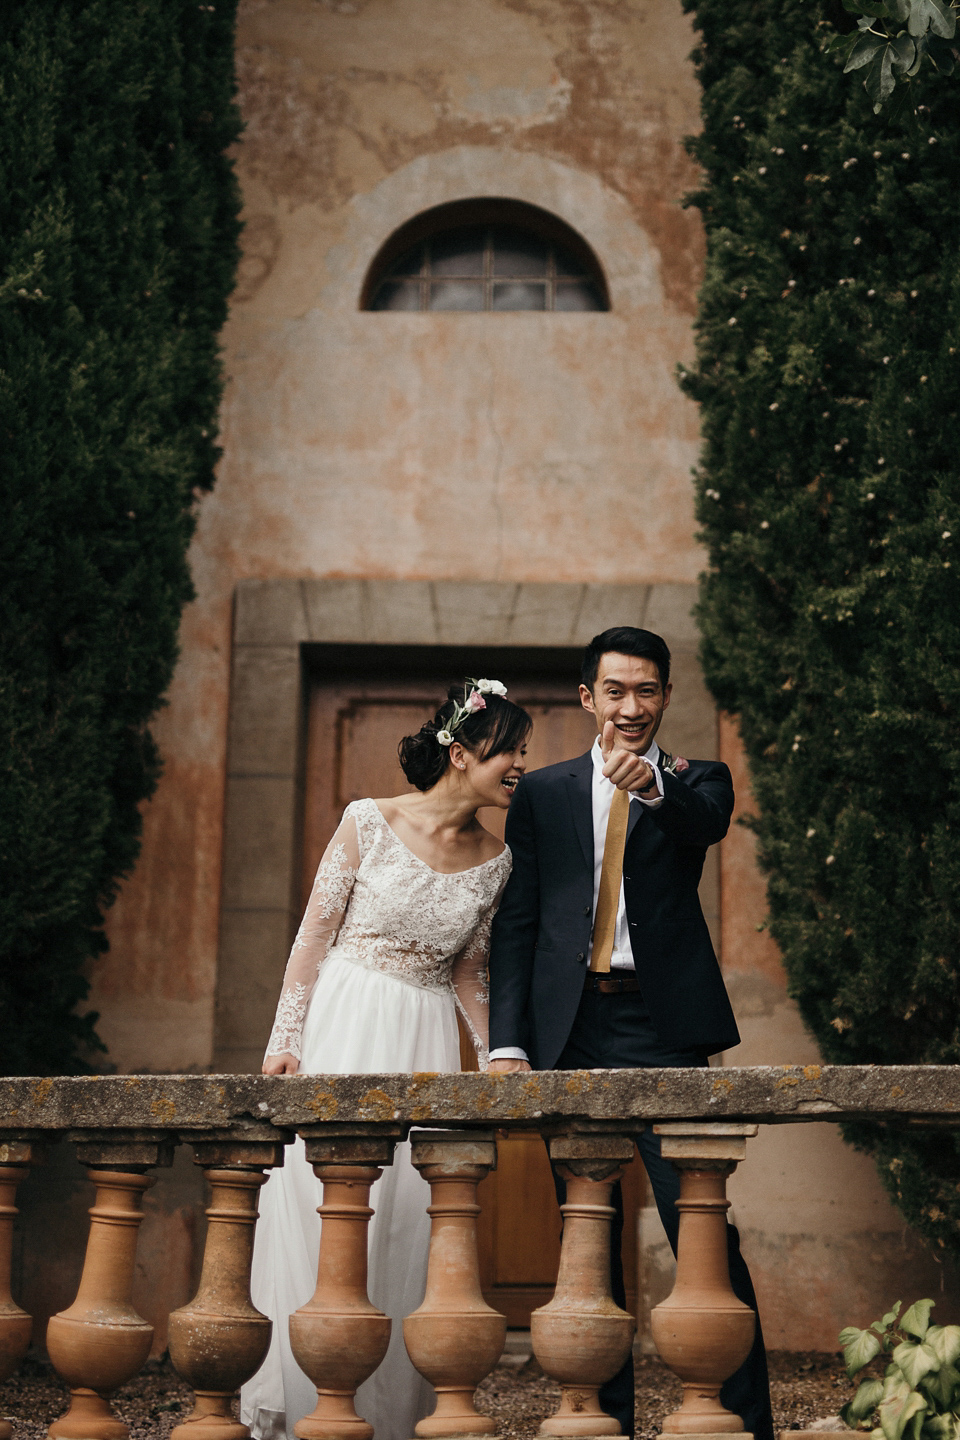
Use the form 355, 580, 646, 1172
213, 577, 706, 1072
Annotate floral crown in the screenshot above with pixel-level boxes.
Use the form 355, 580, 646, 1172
436, 678, 508, 747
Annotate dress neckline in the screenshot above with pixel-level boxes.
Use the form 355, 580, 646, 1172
365, 800, 509, 878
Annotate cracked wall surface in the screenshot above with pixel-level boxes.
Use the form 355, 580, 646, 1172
95, 0, 708, 1075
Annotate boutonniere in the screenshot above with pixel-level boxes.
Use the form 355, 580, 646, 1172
661, 752, 690, 776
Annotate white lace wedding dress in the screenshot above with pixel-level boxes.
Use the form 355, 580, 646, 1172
240, 797, 510, 1440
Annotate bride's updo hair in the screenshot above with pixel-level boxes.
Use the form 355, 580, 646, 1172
398, 683, 532, 792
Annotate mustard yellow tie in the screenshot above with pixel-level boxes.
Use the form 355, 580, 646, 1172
589, 785, 630, 973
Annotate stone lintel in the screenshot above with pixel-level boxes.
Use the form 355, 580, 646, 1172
655, 1121, 758, 1163
655, 1123, 759, 1137
0, 1138, 45, 1166
551, 1131, 635, 1180
72, 1132, 177, 1169
303, 1135, 397, 1167
410, 1129, 497, 1171
657, 1136, 748, 1164
550, 1134, 636, 1162
190, 1139, 289, 1169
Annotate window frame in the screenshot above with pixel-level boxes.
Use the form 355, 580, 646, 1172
360, 198, 610, 313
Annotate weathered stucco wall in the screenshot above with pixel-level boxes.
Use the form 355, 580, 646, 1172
94, 0, 707, 1070
77, 0, 957, 1350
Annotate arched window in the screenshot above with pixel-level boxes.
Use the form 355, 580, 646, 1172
362, 199, 609, 313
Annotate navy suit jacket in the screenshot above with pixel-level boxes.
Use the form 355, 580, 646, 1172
488, 749, 740, 1069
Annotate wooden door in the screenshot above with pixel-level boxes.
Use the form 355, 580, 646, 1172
301, 664, 645, 1326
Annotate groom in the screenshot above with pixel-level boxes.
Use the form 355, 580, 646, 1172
487, 626, 773, 1440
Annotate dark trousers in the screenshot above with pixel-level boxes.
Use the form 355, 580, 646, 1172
553, 987, 774, 1440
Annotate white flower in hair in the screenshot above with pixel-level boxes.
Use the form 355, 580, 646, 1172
436, 729, 454, 747
475, 678, 508, 697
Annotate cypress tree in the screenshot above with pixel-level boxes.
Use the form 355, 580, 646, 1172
0, 1, 241, 1073
683, 0, 960, 1258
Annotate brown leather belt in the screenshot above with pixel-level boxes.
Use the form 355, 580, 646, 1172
584, 972, 641, 995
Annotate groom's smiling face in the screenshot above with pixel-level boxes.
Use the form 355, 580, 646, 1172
579, 651, 672, 755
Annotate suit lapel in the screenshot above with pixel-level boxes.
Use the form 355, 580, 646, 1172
565, 751, 594, 871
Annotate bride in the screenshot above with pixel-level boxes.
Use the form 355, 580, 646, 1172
240, 679, 532, 1440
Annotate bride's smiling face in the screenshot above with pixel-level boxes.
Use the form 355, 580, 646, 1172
456, 741, 528, 808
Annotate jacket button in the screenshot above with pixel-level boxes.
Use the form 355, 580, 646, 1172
576, 952, 586, 963
583, 905, 591, 916
623, 875, 631, 882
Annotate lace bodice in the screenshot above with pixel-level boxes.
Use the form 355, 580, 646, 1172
264, 798, 511, 1068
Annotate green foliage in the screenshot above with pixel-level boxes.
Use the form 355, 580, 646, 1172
829, 0, 957, 117
0, 1, 241, 1073
683, 0, 960, 1256
840, 1301, 960, 1440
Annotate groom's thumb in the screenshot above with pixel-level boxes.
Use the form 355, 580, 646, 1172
601, 720, 616, 758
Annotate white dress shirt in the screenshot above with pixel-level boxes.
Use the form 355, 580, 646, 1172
488, 737, 664, 1064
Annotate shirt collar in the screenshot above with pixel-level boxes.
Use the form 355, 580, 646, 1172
591, 734, 660, 777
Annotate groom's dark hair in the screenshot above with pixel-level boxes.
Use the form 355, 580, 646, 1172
581, 626, 671, 691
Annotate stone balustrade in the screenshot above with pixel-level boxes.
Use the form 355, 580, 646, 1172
0, 1065, 957, 1440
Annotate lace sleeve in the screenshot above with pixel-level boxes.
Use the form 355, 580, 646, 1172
264, 812, 360, 1060
451, 890, 503, 1073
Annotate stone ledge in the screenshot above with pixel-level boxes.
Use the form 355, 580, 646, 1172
0, 1066, 957, 1135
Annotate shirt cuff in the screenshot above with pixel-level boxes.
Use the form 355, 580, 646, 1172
630, 761, 664, 807
488, 1047, 530, 1063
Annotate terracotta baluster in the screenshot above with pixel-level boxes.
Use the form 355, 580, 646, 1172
0, 1141, 41, 1440
531, 1134, 636, 1438
289, 1134, 397, 1440
650, 1124, 759, 1439
46, 1135, 175, 1440
404, 1130, 505, 1438
168, 1135, 288, 1440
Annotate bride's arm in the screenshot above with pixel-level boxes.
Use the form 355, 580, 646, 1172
451, 875, 509, 1072
262, 813, 360, 1075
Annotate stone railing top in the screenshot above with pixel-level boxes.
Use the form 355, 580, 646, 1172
0, 1066, 957, 1137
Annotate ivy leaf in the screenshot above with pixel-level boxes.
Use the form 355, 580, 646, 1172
921, 1415, 960, 1440
845, 32, 888, 68
890, 31, 918, 66
885, 79, 916, 119
893, 1340, 939, 1389
928, 32, 957, 69
878, 1305, 905, 1334
828, 30, 862, 55
843, 1326, 885, 1376
903, 1301, 936, 1341
864, 43, 898, 106
926, 1326, 960, 1370
905, 0, 956, 37
879, 1385, 928, 1440
844, 1378, 886, 1425
919, 1360, 960, 1410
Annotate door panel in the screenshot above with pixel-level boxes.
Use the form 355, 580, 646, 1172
302, 666, 644, 1326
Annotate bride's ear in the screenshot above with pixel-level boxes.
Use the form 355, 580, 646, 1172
448, 741, 468, 773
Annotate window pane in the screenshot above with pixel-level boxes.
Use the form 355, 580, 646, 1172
370, 280, 422, 311
430, 227, 486, 276
492, 281, 546, 311
429, 280, 484, 311
386, 246, 424, 278
553, 244, 589, 278
492, 228, 548, 277
554, 281, 601, 312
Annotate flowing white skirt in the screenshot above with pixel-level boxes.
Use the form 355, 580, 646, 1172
240, 952, 462, 1440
